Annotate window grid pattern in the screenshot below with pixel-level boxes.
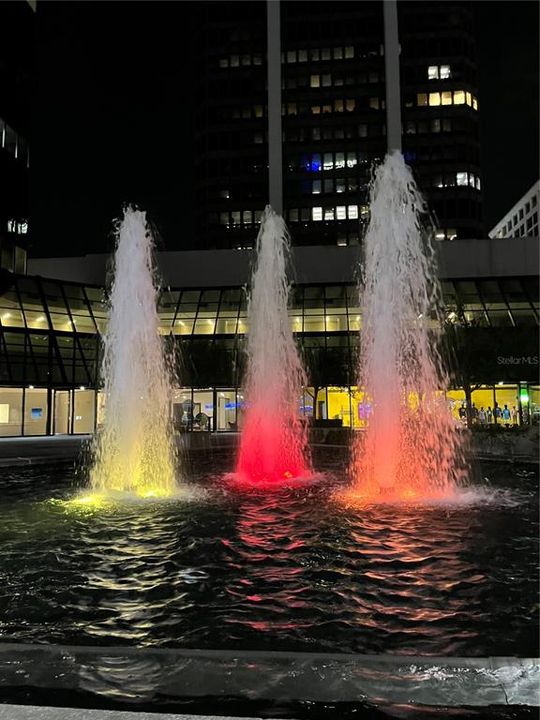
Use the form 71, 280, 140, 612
0, 277, 538, 339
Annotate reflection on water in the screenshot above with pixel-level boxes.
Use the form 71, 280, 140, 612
0, 460, 537, 657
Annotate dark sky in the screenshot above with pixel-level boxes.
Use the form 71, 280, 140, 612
31, 1, 539, 257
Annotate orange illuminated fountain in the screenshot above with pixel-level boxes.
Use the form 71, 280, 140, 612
235, 206, 311, 487
344, 152, 465, 505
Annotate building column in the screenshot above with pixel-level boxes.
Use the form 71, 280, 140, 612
267, 0, 283, 214
383, 0, 402, 153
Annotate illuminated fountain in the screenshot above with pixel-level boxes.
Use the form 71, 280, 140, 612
235, 206, 311, 486
348, 152, 465, 502
89, 208, 178, 498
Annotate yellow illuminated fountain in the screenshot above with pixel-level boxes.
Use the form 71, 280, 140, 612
87, 208, 178, 499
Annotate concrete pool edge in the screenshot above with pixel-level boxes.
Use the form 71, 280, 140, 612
0, 643, 537, 709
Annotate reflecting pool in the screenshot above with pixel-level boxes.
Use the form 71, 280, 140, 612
0, 451, 537, 659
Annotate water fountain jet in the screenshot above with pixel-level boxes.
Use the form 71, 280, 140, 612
346, 152, 465, 503
89, 208, 178, 497
235, 206, 311, 486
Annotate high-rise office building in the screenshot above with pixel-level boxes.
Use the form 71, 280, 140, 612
194, 1, 482, 249
0, 1, 33, 274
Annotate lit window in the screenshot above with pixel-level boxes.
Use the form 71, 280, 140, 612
323, 153, 333, 170
254, 105, 263, 117
335, 152, 345, 169
289, 208, 299, 222
298, 49, 307, 62
344, 46, 354, 58
346, 152, 357, 168
312, 180, 321, 194
360, 205, 369, 218
310, 74, 320, 88
19, 221, 28, 234
219, 58, 228, 68
334, 99, 344, 112
311, 105, 321, 114
241, 55, 251, 66
230, 55, 239, 67
447, 229, 457, 240
310, 153, 321, 171
435, 231, 445, 241
431, 119, 441, 133
336, 205, 347, 220
232, 211, 241, 225
465, 92, 471, 107
406, 121, 416, 134
346, 99, 355, 111
337, 236, 347, 246
429, 92, 441, 106
322, 74, 331, 87
348, 205, 359, 219
456, 172, 468, 186
417, 93, 428, 106
453, 90, 465, 105
324, 208, 335, 221
242, 211, 253, 224
334, 75, 344, 86
253, 54, 262, 66
310, 48, 320, 61
322, 48, 331, 60
333, 47, 343, 59
441, 91, 452, 105
219, 189, 230, 199
440, 65, 451, 79
428, 65, 439, 80
220, 213, 229, 226
472, 97, 478, 110
287, 50, 296, 63
312, 207, 323, 221
7, 219, 16, 232
255, 210, 263, 224
336, 178, 345, 193
287, 103, 297, 115
369, 97, 380, 109
468, 174, 475, 188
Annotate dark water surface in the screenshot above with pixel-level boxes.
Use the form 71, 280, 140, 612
0, 450, 537, 658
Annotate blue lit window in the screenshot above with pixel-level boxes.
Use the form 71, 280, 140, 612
310, 153, 321, 172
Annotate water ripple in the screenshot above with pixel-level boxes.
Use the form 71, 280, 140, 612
0, 460, 536, 657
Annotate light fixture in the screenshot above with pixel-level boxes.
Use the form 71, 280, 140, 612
79, 386, 86, 391
28, 385, 34, 389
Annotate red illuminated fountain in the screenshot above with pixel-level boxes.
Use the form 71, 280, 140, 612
343, 152, 466, 505
235, 206, 311, 487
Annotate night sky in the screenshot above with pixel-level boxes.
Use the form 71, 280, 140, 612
31, 1, 539, 257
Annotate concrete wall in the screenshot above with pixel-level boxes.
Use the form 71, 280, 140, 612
28, 236, 539, 288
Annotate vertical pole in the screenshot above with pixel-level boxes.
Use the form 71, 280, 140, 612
383, 0, 402, 153
267, 0, 283, 214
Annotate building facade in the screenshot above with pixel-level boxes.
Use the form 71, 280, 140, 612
194, 1, 482, 250
0, 237, 537, 437
489, 180, 539, 240
0, 1, 33, 275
